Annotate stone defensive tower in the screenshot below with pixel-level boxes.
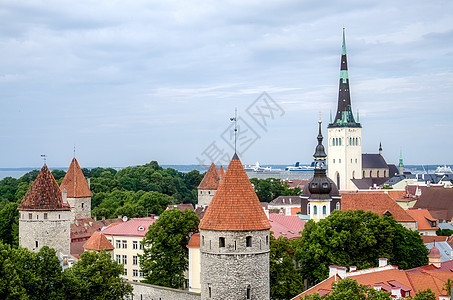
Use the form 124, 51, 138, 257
328, 28, 362, 190
60, 157, 92, 221
301, 119, 341, 222
199, 154, 271, 300
18, 165, 71, 257
197, 163, 220, 207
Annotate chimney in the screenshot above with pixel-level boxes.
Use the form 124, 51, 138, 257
373, 284, 381, 291
62, 189, 68, 204
150, 214, 155, 219
102, 216, 105, 221
118, 215, 122, 219
337, 267, 347, 278
87, 178, 91, 189
391, 287, 401, 298
379, 258, 388, 267
329, 266, 338, 278
349, 266, 357, 272
93, 215, 97, 221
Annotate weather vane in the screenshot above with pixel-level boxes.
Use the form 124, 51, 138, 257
74, 144, 76, 158
41, 154, 47, 166
230, 108, 238, 153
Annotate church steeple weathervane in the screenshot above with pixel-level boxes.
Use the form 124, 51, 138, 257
329, 28, 361, 128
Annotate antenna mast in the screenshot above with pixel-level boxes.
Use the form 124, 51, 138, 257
230, 108, 238, 153
40, 154, 47, 166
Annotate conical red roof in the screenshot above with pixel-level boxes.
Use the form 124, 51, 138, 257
198, 163, 220, 190
60, 158, 92, 198
83, 232, 114, 251
18, 165, 71, 211
199, 154, 271, 231
218, 166, 225, 180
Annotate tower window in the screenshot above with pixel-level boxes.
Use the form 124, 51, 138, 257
219, 237, 225, 248
29, 213, 32, 219
246, 236, 252, 247
82, 203, 84, 209
234, 240, 237, 250
44, 213, 48, 219
266, 235, 269, 245
35, 241, 38, 248
202, 236, 205, 246
36, 214, 39, 219
323, 206, 327, 215
209, 286, 212, 298
247, 285, 251, 299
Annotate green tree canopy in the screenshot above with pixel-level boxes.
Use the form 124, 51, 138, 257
0, 202, 19, 247
140, 208, 199, 289
295, 210, 428, 283
270, 235, 304, 300
409, 289, 436, 300
250, 178, 301, 202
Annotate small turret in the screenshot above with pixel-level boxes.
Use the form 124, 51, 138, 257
379, 142, 383, 156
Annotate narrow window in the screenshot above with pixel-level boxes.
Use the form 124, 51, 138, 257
116, 240, 121, 249
122, 240, 127, 249
116, 255, 121, 263
35, 241, 38, 248
133, 256, 138, 265
314, 206, 318, 215
209, 240, 211, 250
336, 173, 340, 190
202, 235, 205, 246
133, 241, 138, 249
234, 240, 237, 250
219, 237, 225, 248
44, 213, 48, 219
133, 269, 138, 277
246, 236, 252, 247
336, 202, 340, 210
266, 235, 269, 245
209, 286, 212, 298
208, 191, 210, 195
247, 285, 251, 299
307, 203, 310, 214
123, 268, 127, 276
36, 214, 39, 219
260, 239, 262, 249
370, 170, 372, 177
122, 255, 127, 265
81, 203, 84, 209
363, 170, 366, 178
29, 213, 32, 219
59, 214, 60, 219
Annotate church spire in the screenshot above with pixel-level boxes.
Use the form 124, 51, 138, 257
329, 28, 361, 128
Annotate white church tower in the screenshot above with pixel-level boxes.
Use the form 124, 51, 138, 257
328, 28, 362, 190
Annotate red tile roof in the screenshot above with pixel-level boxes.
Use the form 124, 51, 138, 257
218, 166, 224, 179
199, 154, 271, 231
166, 204, 195, 212
18, 165, 71, 211
269, 213, 305, 239
340, 192, 415, 223
187, 232, 200, 248
70, 217, 123, 242
421, 236, 448, 244
198, 163, 220, 190
413, 187, 453, 221
83, 232, 114, 251
102, 217, 156, 237
60, 158, 92, 198
407, 209, 439, 231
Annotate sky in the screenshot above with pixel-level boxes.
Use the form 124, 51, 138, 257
0, 0, 452, 168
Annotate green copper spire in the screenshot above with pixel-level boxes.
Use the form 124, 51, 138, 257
399, 149, 404, 168
340, 28, 349, 84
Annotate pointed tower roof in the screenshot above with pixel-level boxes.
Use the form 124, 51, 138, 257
199, 154, 271, 231
218, 166, 225, 180
60, 158, 92, 198
198, 163, 220, 190
83, 232, 114, 251
329, 28, 361, 128
18, 165, 71, 211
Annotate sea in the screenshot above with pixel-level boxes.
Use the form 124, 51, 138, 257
0, 164, 449, 181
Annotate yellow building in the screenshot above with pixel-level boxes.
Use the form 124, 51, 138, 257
102, 217, 156, 282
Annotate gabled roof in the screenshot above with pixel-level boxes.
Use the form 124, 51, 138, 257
102, 217, 156, 237
340, 192, 415, 223
60, 158, 92, 198
199, 154, 271, 231
197, 163, 220, 190
18, 165, 71, 211
413, 187, 453, 221
83, 231, 114, 251
406, 209, 438, 231
362, 154, 389, 169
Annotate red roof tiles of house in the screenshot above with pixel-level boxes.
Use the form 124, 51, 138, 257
198, 163, 220, 190
421, 235, 448, 244
102, 217, 156, 237
340, 192, 415, 223
83, 232, 114, 251
414, 187, 453, 221
407, 209, 439, 231
60, 157, 92, 198
166, 204, 195, 212
187, 233, 200, 248
269, 213, 305, 239
199, 154, 271, 231
18, 165, 71, 211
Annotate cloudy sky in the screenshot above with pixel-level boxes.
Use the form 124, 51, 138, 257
0, 0, 452, 168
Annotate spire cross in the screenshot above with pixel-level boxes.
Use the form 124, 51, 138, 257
40, 154, 47, 166
230, 108, 238, 153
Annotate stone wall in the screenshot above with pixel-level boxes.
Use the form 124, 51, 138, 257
128, 281, 200, 300
197, 189, 216, 207
67, 197, 91, 220
18, 210, 71, 256
200, 229, 270, 300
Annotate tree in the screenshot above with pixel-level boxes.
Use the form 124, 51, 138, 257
295, 210, 428, 283
270, 235, 304, 300
443, 278, 453, 295
436, 228, 453, 236
409, 289, 436, 300
303, 278, 391, 300
62, 250, 133, 300
0, 202, 19, 246
140, 208, 199, 289
250, 178, 301, 202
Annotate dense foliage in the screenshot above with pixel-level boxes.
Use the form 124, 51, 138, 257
270, 235, 304, 300
436, 228, 453, 236
295, 210, 428, 283
0, 242, 131, 299
302, 278, 392, 300
140, 208, 199, 289
249, 178, 301, 202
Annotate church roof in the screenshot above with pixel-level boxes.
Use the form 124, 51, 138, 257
362, 154, 389, 169
83, 231, 114, 251
60, 158, 92, 198
18, 165, 71, 211
199, 154, 271, 231
198, 163, 220, 190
